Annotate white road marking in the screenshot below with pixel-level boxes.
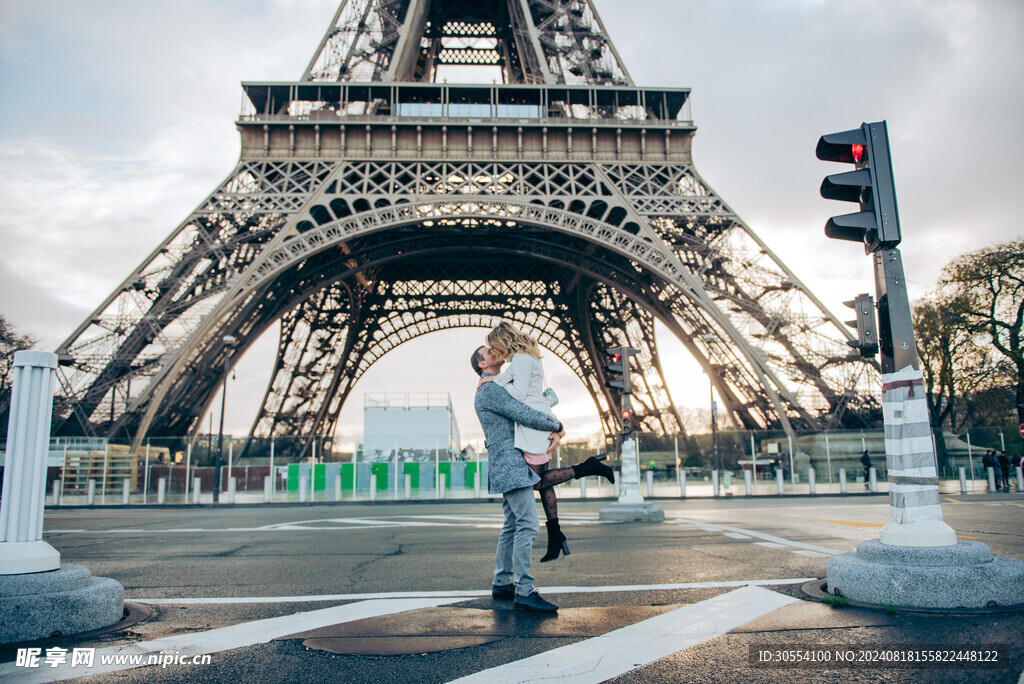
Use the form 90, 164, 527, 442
754, 542, 785, 548
0, 598, 463, 684
671, 518, 845, 555
792, 550, 830, 558
131, 578, 816, 605
445, 585, 798, 684
723, 532, 752, 540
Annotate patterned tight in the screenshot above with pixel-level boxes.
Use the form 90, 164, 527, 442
530, 463, 575, 521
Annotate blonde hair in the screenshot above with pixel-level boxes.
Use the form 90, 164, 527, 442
486, 321, 542, 362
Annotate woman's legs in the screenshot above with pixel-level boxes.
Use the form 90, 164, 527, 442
531, 463, 577, 521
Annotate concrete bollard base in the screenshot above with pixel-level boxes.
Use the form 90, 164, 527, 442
598, 503, 665, 522
0, 564, 124, 644
826, 540, 1024, 610
0, 541, 61, 575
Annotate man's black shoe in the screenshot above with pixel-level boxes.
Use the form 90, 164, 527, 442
492, 583, 515, 600
513, 591, 558, 612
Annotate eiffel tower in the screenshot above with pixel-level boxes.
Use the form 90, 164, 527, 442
53, 0, 876, 458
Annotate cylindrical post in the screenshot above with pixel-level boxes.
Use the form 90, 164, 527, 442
473, 470, 481, 498
776, 469, 785, 495
839, 468, 847, 494
987, 467, 996, 492
192, 477, 200, 504
1016, 466, 1023, 492
750, 433, 758, 484
808, 468, 816, 495
404, 473, 412, 500
144, 442, 150, 505
579, 477, 587, 499
263, 475, 271, 504
646, 469, 654, 498
437, 473, 445, 500
678, 470, 686, 498
184, 442, 191, 503
869, 467, 878, 493
269, 437, 276, 498
87, 479, 96, 505
825, 433, 833, 485
227, 477, 236, 504
52, 479, 61, 506
959, 467, 967, 494
613, 471, 621, 498
101, 444, 109, 505
370, 474, 377, 501
157, 477, 166, 505
333, 474, 341, 502
967, 433, 975, 482
711, 470, 720, 497
122, 478, 130, 505
744, 469, 753, 496
299, 476, 307, 502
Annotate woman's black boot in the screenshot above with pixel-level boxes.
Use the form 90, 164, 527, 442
540, 518, 570, 562
572, 455, 615, 484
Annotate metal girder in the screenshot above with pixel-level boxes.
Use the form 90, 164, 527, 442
52, 0, 880, 456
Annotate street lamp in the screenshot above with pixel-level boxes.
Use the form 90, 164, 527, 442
702, 333, 721, 495
213, 335, 238, 504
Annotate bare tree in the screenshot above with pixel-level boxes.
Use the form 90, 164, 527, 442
1, 314, 39, 430
938, 237, 1024, 423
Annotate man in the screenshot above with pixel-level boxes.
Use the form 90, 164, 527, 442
982, 450, 999, 490
861, 450, 872, 488
472, 345, 563, 613
997, 451, 1011, 492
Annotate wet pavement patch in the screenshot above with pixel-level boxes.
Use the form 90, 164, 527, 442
284, 604, 681, 655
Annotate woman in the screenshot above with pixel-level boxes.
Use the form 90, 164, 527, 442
479, 321, 614, 561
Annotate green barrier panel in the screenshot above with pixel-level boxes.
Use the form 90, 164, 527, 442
287, 463, 300, 491
313, 463, 326, 491
438, 462, 451, 489
341, 462, 355, 491
371, 463, 389, 490
465, 462, 480, 489
403, 461, 419, 489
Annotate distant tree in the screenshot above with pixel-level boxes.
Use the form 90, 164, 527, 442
1, 314, 39, 430
938, 238, 1024, 423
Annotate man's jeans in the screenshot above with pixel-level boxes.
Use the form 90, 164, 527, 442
494, 485, 539, 597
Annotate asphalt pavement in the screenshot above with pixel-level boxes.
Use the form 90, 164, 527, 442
1, 491, 1022, 683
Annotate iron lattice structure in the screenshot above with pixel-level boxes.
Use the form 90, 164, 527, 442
53, 0, 877, 459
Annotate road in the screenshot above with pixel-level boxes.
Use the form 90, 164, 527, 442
2, 492, 1022, 683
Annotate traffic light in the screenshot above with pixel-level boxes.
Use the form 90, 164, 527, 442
843, 293, 878, 358
603, 346, 638, 394
816, 121, 901, 254
620, 397, 635, 436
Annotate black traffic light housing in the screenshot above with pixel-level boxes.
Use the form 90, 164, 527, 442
604, 346, 639, 435
843, 293, 878, 358
620, 396, 635, 436
817, 121, 901, 254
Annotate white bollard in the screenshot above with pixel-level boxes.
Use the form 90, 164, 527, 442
959, 467, 967, 494
839, 468, 847, 494
579, 477, 587, 499
0, 351, 61, 574
370, 474, 377, 501
987, 467, 997, 493
438, 473, 446, 500
404, 473, 412, 500
614, 471, 621, 498
744, 469, 753, 496
122, 478, 130, 505
646, 470, 654, 498
808, 468, 816, 495
335, 475, 342, 502
473, 471, 481, 498
263, 475, 272, 504
299, 476, 307, 502
678, 470, 686, 498
227, 477, 236, 504
869, 467, 878, 493
1017, 466, 1023, 493
157, 477, 166, 505
52, 479, 62, 507
712, 470, 720, 497
776, 469, 785, 495
192, 477, 201, 504
87, 479, 96, 505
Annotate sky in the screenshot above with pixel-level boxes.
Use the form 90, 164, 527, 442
1, 0, 1022, 451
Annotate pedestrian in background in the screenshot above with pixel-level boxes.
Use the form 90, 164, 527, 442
982, 450, 999, 490
860, 450, 872, 488
997, 451, 1011, 492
